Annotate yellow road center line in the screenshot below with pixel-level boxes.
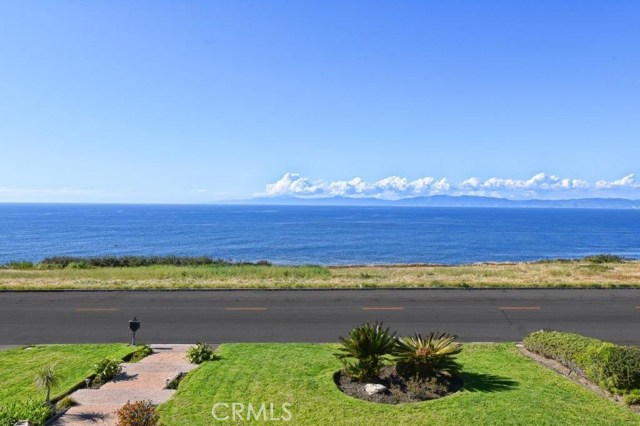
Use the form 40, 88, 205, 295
499, 306, 541, 311
76, 308, 119, 312
362, 307, 404, 311
224, 307, 267, 311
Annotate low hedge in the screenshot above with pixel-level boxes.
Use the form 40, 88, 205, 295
523, 331, 640, 397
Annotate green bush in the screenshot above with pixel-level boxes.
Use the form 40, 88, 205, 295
66, 261, 88, 269
523, 330, 600, 373
56, 396, 76, 411
335, 322, 397, 381
186, 342, 218, 364
623, 389, 640, 405
0, 399, 53, 426
394, 332, 462, 379
93, 358, 122, 385
582, 343, 640, 393
2, 261, 34, 270
129, 345, 153, 363
583, 254, 625, 263
523, 331, 640, 398
36, 256, 272, 268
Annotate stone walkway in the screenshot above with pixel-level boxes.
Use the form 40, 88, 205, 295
51, 344, 200, 426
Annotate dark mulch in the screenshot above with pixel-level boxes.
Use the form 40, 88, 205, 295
334, 366, 463, 404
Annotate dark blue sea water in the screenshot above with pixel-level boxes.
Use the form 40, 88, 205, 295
0, 204, 639, 265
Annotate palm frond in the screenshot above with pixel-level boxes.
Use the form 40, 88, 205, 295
394, 331, 462, 378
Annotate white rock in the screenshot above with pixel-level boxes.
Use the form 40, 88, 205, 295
364, 383, 387, 395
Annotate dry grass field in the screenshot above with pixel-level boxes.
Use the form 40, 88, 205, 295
2, 259, 640, 290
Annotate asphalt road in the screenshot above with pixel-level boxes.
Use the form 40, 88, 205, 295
1, 289, 640, 345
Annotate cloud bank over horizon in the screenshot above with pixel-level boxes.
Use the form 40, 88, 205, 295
259, 172, 640, 200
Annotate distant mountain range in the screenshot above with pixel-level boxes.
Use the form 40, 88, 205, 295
238, 195, 640, 209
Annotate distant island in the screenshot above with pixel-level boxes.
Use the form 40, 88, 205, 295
240, 195, 640, 209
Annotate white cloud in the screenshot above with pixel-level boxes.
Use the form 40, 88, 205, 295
264, 172, 321, 196
259, 172, 640, 200
595, 173, 639, 189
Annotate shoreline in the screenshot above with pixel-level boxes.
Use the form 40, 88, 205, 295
3, 254, 635, 270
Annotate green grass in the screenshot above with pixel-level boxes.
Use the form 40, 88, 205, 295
0, 344, 139, 404
158, 343, 640, 425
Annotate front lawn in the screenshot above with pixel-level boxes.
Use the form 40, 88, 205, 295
158, 343, 640, 425
0, 344, 138, 403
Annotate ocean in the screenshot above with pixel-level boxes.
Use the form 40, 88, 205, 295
0, 203, 639, 265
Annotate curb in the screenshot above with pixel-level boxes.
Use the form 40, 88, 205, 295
3, 286, 640, 293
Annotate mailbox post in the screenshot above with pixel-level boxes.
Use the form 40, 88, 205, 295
128, 317, 141, 346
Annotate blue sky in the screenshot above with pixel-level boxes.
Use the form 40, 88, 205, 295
1, 1, 639, 202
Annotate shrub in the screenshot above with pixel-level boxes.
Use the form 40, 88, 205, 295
583, 254, 624, 263
523, 330, 600, 373
186, 342, 218, 364
129, 345, 153, 363
623, 389, 640, 405
56, 396, 76, 411
93, 358, 122, 385
582, 343, 640, 392
66, 261, 88, 269
37, 255, 272, 268
394, 332, 462, 379
335, 322, 397, 381
523, 331, 640, 398
0, 399, 53, 426
116, 400, 158, 426
3, 261, 34, 270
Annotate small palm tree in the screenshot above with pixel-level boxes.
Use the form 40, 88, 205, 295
394, 331, 462, 379
34, 363, 59, 403
335, 322, 397, 381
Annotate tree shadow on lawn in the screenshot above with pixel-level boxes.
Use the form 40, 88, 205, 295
462, 372, 518, 393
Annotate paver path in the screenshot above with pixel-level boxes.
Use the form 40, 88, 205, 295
51, 344, 202, 426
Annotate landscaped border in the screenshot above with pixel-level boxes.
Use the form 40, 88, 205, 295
517, 344, 638, 411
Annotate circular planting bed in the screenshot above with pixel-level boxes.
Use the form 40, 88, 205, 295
334, 366, 463, 404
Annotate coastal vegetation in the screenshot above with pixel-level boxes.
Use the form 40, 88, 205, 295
4, 255, 273, 269
157, 343, 640, 425
1, 255, 639, 290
